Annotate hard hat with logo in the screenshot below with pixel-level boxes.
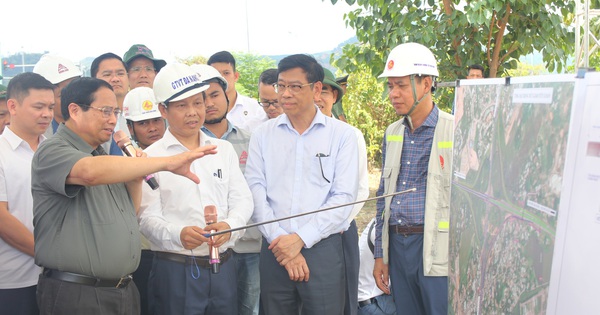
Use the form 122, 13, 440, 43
190, 64, 228, 91
33, 54, 83, 84
153, 63, 209, 105
123, 87, 162, 122
378, 42, 439, 78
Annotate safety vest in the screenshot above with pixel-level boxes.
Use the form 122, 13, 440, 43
381, 109, 454, 276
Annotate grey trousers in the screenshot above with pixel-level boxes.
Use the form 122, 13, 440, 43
260, 234, 346, 315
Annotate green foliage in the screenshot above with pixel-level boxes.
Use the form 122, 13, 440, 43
338, 61, 396, 167
176, 55, 208, 65
506, 61, 549, 77
231, 52, 277, 99
331, 0, 575, 79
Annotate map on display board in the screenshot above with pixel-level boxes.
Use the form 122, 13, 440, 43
449, 75, 576, 314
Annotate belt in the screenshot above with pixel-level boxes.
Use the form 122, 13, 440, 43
42, 268, 132, 288
155, 248, 232, 268
358, 297, 377, 308
390, 224, 424, 236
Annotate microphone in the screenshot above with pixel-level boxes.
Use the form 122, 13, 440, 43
113, 130, 159, 190
204, 205, 220, 274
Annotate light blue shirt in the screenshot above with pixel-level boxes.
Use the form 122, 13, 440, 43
245, 107, 359, 248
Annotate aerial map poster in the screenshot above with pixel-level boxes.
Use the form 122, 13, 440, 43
449, 75, 576, 315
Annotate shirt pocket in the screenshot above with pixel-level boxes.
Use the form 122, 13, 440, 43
309, 154, 334, 188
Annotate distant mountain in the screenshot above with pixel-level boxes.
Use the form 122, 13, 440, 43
267, 36, 358, 74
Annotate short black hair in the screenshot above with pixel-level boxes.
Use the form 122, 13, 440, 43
259, 68, 278, 85
277, 54, 324, 85
468, 64, 485, 72
61, 77, 113, 120
207, 51, 236, 72
91, 53, 127, 78
6, 72, 54, 103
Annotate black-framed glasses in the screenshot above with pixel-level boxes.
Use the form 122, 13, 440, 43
258, 100, 281, 108
316, 153, 330, 183
129, 66, 156, 73
274, 82, 313, 94
80, 104, 122, 118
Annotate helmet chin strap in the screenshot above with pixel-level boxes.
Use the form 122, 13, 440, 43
404, 75, 430, 130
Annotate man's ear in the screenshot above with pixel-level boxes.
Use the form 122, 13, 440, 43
158, 104, 168, 119
6, 99, 18, 115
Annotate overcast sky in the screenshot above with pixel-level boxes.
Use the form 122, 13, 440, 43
1, 0, 358, 63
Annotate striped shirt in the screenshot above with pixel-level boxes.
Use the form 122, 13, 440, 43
374, 107, 439, 258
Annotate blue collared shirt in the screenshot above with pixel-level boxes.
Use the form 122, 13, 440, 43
245, 108, 359, 248
374, 107, 439, 258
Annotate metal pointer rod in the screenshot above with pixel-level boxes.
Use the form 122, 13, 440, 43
205, 187, 416, 237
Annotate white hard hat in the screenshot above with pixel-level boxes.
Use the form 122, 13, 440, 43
378, 42, 439, 78
123, 87, 162, 122
153, 63, 209, 105
190, 64, 228, 91
33, 54, 82, 84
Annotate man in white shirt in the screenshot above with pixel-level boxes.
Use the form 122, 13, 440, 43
193, 64, 260, 315
207, 51, 267, 132
357, 219, 397, 315
0, 72, 54, 315
139, 63, 253, 315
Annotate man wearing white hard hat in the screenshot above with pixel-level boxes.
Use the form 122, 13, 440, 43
373, 42, 453, 315
33, 54, 82, 138
139, 63, 253, 315
123, 87, 166, 150
122, 86, 166, 315
193, 64, 260, 315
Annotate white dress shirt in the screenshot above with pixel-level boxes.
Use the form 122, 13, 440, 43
228, 93, 267, 133
358, 219, 386, 302
139, 129, 253, 256
0, 128, 44, 288
348, 126, 370, 224
245, 108, 359, 248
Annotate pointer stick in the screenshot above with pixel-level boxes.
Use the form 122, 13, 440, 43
205, 188, 416, 237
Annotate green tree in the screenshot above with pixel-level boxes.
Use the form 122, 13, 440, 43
330, 0, 576, 79
506, 61, 548, 77
231, 52, 277, 98
177, 55, 208, 66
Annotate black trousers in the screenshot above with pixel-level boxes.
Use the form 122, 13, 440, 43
37, 274, 140, 315
0, 285, 38, 315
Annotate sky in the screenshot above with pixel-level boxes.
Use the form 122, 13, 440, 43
1, 0, 358, 63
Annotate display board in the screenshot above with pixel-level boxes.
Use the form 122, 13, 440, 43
449, 74, 578, 314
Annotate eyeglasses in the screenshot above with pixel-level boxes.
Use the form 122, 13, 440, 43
80, 104, 122, 118
274, 82, 313, 94
258, 100, 281, 108
316, 153, 330, 183
129, 66, 156, 74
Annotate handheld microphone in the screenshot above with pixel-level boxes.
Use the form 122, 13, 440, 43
113, 130, 159, 190
204, 205, 220, 274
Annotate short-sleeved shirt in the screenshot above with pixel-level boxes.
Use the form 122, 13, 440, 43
32, 124, 141, 279
0, 128, 44, 288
